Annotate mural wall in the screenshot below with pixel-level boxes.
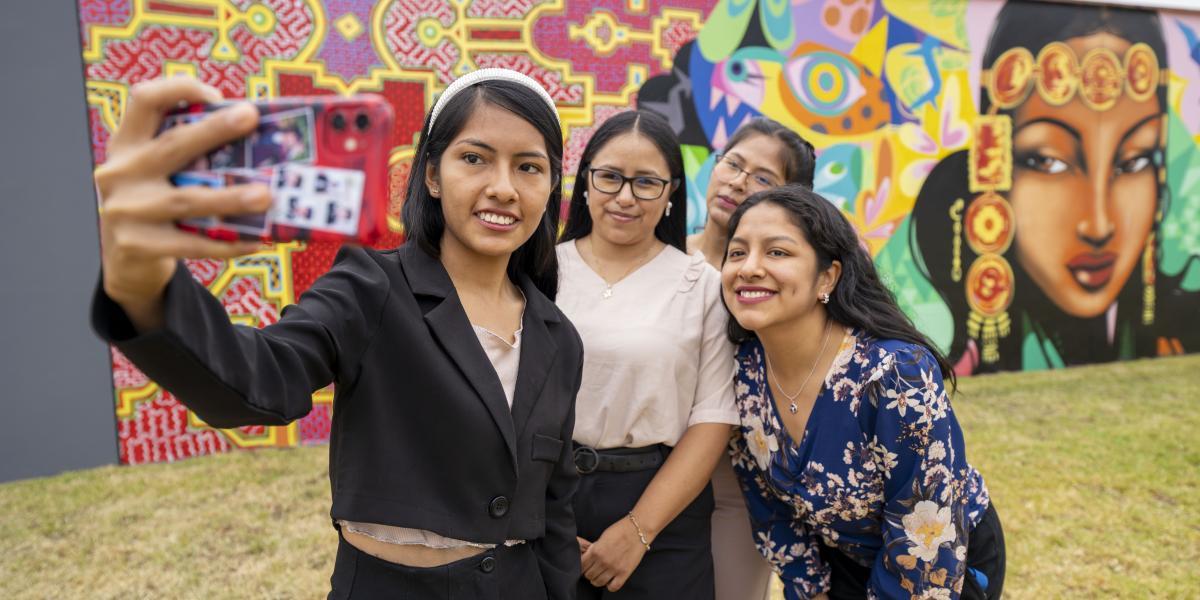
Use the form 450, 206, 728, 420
78, 0, 1200, 464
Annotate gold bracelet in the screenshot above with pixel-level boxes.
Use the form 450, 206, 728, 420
626, 511, 651, 551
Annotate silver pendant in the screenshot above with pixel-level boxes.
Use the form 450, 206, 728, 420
602, 287, 613, 299
789, 402, 798, 414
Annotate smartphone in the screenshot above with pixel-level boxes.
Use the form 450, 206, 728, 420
161, 95, 394, 245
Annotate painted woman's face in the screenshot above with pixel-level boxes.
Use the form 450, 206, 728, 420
705, 134, 788, 230
1009, 32, 1161, 318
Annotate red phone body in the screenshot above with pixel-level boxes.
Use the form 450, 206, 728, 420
162, 95, 394, 245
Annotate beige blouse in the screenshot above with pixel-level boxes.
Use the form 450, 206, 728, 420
556, 240, 738, 449
339, 319, 523, 549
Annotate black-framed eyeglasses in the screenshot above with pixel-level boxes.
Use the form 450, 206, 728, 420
588, 167, 675, 201
713, 153, 779, 189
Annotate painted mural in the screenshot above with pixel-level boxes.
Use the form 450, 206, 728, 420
638, 0, 1200, 375
78, 0, 1200, 464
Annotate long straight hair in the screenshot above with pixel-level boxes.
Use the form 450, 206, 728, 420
402, 80, 564, 300
559, 110, 687, 251
725, 185, 957, 390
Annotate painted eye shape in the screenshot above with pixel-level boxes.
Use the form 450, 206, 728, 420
720, 48, 771, 107
1115, 154, 1152, 176
784, 51, 867, 117
1019, 153, 1069, 175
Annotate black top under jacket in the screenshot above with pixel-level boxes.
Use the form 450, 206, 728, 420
91, 243, 585, 599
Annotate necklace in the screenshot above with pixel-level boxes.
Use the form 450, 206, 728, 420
764, 320, 832, 414
583, 238, 658, 300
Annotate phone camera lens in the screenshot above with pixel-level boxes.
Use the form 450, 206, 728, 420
355, 113, 370, 131
331, 113, 347, 130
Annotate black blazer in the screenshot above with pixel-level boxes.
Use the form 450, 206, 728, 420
92, 243, 584, 598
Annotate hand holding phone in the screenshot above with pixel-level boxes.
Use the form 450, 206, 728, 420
162, 95, 395, 245
95, 78, 270, 332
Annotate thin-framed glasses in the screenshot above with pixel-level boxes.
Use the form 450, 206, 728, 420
714, 154, 779, 190
588, 167, 673, 201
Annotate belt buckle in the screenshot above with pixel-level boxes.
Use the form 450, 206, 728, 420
573, 446, 600, 474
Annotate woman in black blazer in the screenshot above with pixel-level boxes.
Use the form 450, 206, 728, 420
91, 70, 584, 599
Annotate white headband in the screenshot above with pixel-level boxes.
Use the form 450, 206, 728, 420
427, 68, 559, 134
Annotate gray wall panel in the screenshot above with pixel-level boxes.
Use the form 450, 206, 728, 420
0, 1, 119, 482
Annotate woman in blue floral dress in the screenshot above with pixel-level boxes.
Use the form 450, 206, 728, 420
718, 185, 1005, 599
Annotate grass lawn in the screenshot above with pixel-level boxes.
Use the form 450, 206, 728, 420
2, 355, 1197, 599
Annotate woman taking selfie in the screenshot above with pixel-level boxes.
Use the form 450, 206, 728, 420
721, 186, 1004, 599
91, 69, 583, 599
557, 110, 737, 598
687, 117, 817, 600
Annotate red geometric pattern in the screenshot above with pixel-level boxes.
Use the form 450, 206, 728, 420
80, 0, 710, 464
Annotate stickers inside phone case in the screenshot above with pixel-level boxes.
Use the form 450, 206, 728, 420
271, 164, 364, 235
174, 169, 273, 235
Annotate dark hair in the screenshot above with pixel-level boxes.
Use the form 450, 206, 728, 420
402, 80, 564, 300
560, 110, 687, 251
910, 1, 1167, 370
725, 185, 957, 390
722, 117, 816, 187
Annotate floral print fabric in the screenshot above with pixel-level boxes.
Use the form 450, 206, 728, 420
730, 328, 990, 600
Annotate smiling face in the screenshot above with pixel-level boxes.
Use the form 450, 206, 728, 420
1008, 32, 1161, 318
585, 131, 674, 248
705, 133, 788, 230
721, 202, 839, 335
426, 101, 553, 261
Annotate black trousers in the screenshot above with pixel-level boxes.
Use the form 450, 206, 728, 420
327, 532, 547, 600
821, 502, 1006, 599
574, 446, 716, 600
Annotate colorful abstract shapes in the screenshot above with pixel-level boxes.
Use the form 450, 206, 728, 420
820, 0, 875, 45
782, 42, 890, 135
692, 43, 768, 148
697, 0, 756, 61
814, 143, 863, 210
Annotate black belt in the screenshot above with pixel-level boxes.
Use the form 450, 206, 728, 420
572, 443, 668, 474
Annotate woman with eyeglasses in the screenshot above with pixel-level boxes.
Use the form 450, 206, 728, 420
557, 110, 738, 598
686, 117, 817, 600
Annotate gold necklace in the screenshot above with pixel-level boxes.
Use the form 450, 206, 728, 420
764, 319, 832, 414
584, 238, 659, 300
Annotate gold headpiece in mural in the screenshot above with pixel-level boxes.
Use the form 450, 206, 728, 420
982, 42, 1162, 112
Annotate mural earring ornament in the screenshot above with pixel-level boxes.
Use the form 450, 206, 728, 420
949, 198, 965, 283
1144, 140, 1168, 327
966, 114, 1018, 365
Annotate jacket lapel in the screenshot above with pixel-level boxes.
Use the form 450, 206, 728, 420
398, 245, 518, 469
510, 276, 559, 436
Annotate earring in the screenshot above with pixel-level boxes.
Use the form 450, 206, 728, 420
583, 190, 588, 200
819, 292, 830, 304
430, 186, 440, 198
665, 201, 672, 217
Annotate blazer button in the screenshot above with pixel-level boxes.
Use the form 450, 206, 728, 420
489, 495, 509, 518
479, 555, 496, 573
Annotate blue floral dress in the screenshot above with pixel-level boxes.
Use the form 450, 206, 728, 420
730, 328, 990, 600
